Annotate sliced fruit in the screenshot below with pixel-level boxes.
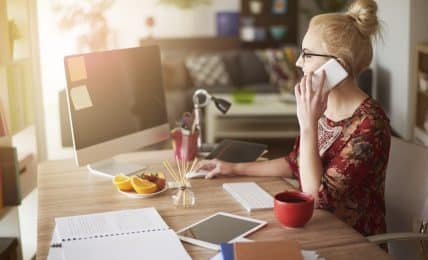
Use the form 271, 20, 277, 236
155, 172, 165, 179
140, 171, 165, 181
112, 174, 133, 191
140, 172, 166, 191
154, 177, 166, 191
140, 172, 157, 182
131, 176, 158, 194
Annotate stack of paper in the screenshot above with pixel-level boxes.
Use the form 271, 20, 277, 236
47, 207, 191, 260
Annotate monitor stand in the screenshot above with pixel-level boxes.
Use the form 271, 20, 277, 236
87, 159, 146, 178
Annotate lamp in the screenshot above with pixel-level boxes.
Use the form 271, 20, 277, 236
192, 89, 231, 151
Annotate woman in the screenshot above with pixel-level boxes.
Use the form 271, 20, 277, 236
196, 0, 390, 237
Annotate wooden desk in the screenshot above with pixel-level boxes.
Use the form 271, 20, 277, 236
37, 150, 392, 260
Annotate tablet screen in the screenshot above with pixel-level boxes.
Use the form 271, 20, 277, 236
177, 213, 262, 245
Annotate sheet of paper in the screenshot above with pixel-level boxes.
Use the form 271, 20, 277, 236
47, 227, 64, 260
70, 85, 93, 111
302, 250, 324, 260
62, 229, 191, 260
55, 207, 169, 241
67, 56, 87, 82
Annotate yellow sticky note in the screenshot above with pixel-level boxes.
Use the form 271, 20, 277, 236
70, 85, 93, 111
67, 56, 87, 82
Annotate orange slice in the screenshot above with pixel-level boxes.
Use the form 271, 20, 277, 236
156, 172, 165, 179
131, 176, 157, 194
112, 174, 133, 191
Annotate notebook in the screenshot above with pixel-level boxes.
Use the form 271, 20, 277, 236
51, 207, 191, 260
234, 240, 303, 260
206, 139, 268, 163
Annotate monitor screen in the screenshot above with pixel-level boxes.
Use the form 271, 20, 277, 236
64, 46, 169, 167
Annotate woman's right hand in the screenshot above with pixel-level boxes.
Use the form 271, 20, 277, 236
195, 159, 236, 179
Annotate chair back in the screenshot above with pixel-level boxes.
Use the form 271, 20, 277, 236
385, 137, 428, 259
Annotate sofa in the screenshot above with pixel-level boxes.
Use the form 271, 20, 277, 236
140, 37, 300, 128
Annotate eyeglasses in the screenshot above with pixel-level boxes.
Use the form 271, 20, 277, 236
299, 49, 341, 66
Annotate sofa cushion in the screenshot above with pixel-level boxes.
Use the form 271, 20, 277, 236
238, 50, 269, 85
185, 54, 231, 88
256, 48, 299, 93
221, 51, 241, 86
162, 58, 192, 91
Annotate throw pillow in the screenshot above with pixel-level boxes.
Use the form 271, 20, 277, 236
256, 47, 299, 93
185, 54, 231, 88
238, 50, 269, 85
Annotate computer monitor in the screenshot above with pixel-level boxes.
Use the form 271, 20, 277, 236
64, 45, 169, 177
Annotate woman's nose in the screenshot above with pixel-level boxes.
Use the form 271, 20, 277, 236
295, 54, 303, 68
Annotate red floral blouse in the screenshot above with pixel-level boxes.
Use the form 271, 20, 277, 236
286, 97, 391, 236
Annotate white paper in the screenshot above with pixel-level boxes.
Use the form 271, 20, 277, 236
302, 250, 325, 260
70, 85, 93, 111
47, 228, 64, 260
67, 56, 87, 82
55, 207, 169, 241
62, 229, 191, 260
51, 208, 191, 260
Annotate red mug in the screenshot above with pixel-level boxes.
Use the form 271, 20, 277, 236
274, 191, 314, 228
171, 128, 198, 161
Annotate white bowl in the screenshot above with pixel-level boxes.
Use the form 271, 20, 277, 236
117, 183, 168, 199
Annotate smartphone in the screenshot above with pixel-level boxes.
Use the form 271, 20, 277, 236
312, 58, 348, 92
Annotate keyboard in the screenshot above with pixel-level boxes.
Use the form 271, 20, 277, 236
223, 182, 274, 212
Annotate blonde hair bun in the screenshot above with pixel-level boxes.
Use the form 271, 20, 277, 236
346, 0, 379, 38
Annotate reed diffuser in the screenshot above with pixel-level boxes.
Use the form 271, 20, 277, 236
162, 157, 197, 208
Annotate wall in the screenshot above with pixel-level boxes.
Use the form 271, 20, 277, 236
374, 0, 411, 138
37, 0, 240, 159
37, 0, 313, 159
107, 0, 239, 47
409, 0, 428, 138
374, 0, 428, 139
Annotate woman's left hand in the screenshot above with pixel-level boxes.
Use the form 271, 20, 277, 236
294, 71, 329, 131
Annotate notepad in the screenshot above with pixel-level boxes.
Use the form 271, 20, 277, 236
53, 207, 191, 260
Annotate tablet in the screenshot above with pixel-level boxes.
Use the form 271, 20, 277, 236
176, 212, 267, 250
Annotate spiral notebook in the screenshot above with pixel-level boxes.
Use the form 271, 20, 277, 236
50, 207, 191, 260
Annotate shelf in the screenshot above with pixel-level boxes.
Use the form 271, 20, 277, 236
240, 0, 298, 48
19, 153, 36, 199
414, 127, 428, 145
418, 90, 428, 98
417, 43, 428, 54
0, 206, 14, 221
